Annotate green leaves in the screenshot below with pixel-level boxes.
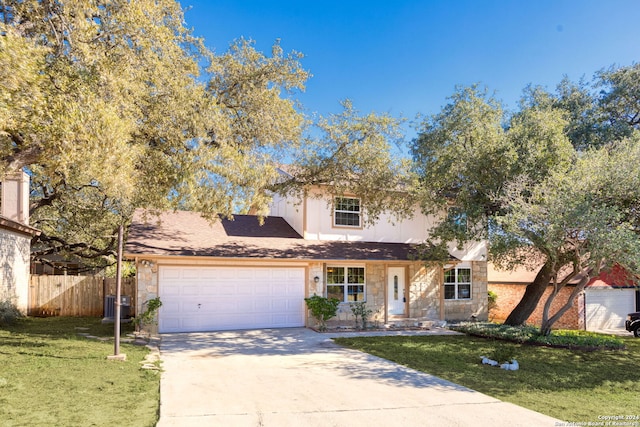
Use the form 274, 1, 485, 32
1, 2, 315, 265
413, 73, 640, 329
281, 99, 413, 225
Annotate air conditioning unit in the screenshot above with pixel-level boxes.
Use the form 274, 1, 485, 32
103, 295, 131, 321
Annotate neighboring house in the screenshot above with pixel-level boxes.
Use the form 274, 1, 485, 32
125, 187, 488, 333
489, 263, 639, 331
30, 255, 103, 276
0, 171, 39, 313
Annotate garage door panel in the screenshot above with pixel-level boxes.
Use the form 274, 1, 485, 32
253, 283, 272, 295
162, 284, 182, 297
585, 288, 635, 330
270, 269, 289, 279
162, 300, 181, 314
273, 298, 296, 310
180, 302, 202, 314
208, 299, 239, 313
254, 300, 275, 312
181, 268, 200, 279
180, 285, 199, 296
181, 317, 200, 330
202, 284, 235, 296
161, 317, 182, 330
236, 286, 255, 296
161, 268, 181, 280
158, 266, 305, 333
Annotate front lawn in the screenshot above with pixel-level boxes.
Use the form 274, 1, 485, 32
334, 334, 640, 422
0, 317, 159, 427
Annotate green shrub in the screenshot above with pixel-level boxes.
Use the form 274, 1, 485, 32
0, 300, 23, 326
350, 301, 373, 330
304, 295, 340, 331
487, 290, 498, 320
134, 297, 162, 330
452, 322, 625, 350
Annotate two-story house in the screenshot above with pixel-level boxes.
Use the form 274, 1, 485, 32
125, 185, 488, 333
0, 171, 39, 313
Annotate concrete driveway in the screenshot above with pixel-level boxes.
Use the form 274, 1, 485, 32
156, 328, 560, 427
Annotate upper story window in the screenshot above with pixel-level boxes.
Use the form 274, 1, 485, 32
444, 267, 472, 300
334, 197, 361, 227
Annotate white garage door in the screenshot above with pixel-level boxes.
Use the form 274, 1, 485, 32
158, 266, 306, 333
585, 288, 635, 331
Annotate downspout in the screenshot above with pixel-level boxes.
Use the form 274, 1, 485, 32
440, 267, 445, 321
384, 267, 388, 324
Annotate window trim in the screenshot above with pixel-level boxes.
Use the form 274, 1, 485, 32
333, 196, 362, 229
325, 265, 366, 303
444, 266, 472, 300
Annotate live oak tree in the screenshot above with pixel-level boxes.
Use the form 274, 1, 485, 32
412, 75, 640, 334
1, 1, 408, 269
411, 85, 572, 251
273, 99, 414, 226
501, 65, 640, 328
0, 0, 310, 267
495, 136, 640, 335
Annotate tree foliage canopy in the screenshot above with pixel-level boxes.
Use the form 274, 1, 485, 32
1, 0, 411, 268
2, 0, 213, 263
276, 99, 413, 226
412, 66, 640, 333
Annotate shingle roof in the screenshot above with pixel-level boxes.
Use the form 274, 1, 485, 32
125, 209, 422, 261
488, 262, 638, 288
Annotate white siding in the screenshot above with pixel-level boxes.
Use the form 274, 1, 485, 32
269, 190, 487, 261
0, 228, 32, 313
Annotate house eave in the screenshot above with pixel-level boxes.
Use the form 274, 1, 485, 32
0, 216, 40, 237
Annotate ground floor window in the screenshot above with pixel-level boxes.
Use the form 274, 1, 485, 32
326, 266, 365, 302
444, 267, 471, 300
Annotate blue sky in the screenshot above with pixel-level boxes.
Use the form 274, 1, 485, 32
183, 0, 640, 139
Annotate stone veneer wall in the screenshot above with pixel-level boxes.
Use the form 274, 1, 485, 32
444, 261, 489, 321
0, 228, 32, 313
135, 259, 490, 333
408, 263, 439, 319
321, 262, 445, 329
322, 262, 386, 329
136, 261, 159, 335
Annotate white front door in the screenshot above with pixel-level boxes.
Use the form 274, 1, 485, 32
388, 267, 406, 315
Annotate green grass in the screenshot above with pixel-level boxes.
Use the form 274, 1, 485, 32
334, 334, 640, 422
0, 317, 159, 427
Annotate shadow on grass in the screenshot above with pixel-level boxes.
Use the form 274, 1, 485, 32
0, 336, 48, 348
335, 335, 640, 396
1, 316, 135, 339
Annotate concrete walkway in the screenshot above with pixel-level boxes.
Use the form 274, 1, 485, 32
156, 328, 561, 427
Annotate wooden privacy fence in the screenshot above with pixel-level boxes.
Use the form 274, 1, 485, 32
28, 275, 136, 317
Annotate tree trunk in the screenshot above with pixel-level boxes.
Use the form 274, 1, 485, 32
504, 260, 554, 326
539, 271, 592, 336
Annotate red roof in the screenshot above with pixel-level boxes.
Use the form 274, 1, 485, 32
586, 264, 638, 289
